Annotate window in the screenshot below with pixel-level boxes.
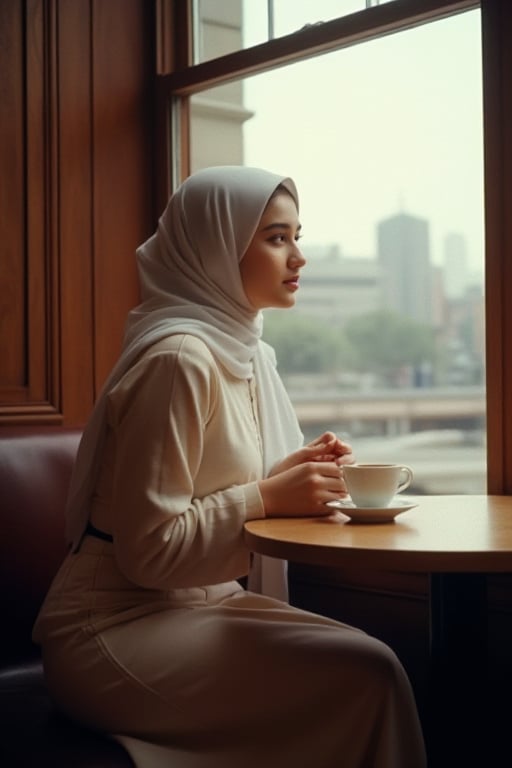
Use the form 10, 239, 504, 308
158, 0, 512, 495
195, 0, 401, 62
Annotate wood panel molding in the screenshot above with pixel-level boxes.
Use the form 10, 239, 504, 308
0, 0, 62, 423
0, 0, 155, 426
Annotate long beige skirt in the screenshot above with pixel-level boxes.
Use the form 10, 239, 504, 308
34, 537, 426, 768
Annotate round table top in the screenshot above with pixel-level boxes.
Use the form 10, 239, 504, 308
244, 495, 512, 572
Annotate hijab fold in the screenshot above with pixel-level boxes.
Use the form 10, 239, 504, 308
66, 166, 304, 600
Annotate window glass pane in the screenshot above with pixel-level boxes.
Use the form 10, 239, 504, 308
190, 9, 486, 495
195, 0, 399, 63
270, 0, 397, 41
195, 0, 244, 63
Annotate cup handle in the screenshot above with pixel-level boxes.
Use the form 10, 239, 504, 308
397, 466, 413, 493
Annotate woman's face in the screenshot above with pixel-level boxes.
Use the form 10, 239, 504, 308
240, 191, 305, 310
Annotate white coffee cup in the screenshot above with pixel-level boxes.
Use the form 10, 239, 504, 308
342, 463, 413, 508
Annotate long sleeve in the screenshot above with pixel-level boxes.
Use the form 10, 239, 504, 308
97, 334, 265, 590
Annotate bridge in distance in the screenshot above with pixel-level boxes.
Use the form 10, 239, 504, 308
290, 386, 487, 493
291, 386, 485, 433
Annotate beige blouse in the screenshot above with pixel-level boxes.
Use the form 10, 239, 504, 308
89, 333, 266, 591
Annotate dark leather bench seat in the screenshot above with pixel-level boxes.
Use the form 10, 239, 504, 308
0, 427, 133, 768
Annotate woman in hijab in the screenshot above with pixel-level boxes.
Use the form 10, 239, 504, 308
33, 166, 426, 768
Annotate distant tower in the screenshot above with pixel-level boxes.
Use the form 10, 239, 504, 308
377, 212, 432, 324
444, 232, 468, 299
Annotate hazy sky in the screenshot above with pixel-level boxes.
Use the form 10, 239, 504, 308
242, 4, 484, 277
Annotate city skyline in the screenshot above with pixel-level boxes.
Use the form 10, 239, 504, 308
300, 208, 483, 293
243, 6, 484, 278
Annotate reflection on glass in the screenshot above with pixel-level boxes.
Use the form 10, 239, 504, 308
190, 9, 486, 495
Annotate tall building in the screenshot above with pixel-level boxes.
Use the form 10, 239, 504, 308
377, 212, 432, 325
443, 232, 469, 299
296, 245, 381, 326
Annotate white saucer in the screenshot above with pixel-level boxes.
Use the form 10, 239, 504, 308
327, 497, 418, 523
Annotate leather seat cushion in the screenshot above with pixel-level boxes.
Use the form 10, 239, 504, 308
0, 660, 134, 767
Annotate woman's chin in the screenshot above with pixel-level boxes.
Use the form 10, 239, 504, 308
277, 293, 297, 309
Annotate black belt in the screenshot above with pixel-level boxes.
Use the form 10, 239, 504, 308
85, 522, 114, 543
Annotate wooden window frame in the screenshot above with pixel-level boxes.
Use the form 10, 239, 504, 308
156, 0, 512, 493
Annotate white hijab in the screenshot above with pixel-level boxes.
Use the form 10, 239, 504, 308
66, 165, 304, 599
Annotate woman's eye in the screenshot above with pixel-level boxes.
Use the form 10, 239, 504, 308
268, 231, 302, 245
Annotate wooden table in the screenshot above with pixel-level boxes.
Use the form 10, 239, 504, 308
244, 495, 512, 767
244, 495, 512, 572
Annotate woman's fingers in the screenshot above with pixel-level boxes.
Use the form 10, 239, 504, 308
277, 434, 355, 469
308, 433, 354, 460
309, 461, 348, 498
261, 460, 349, 518
336, 451, 355, 467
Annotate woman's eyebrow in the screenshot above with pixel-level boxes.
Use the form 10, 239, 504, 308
261, 222, 302, 232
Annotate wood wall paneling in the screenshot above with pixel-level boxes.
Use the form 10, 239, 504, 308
0, 0, 52, 418
57, 0, 95, 423
92, 0, 154, 392
26, 0, 52, 409
0, 1, 24, 396
0, 0, 155, 426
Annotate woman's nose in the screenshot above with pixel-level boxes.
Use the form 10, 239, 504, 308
290, 243, 306, 266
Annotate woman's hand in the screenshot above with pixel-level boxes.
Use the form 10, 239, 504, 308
309, 431, 355, 467
259, 461, 345, 518
268, 431, 354, 476
260, 432, 355, 518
